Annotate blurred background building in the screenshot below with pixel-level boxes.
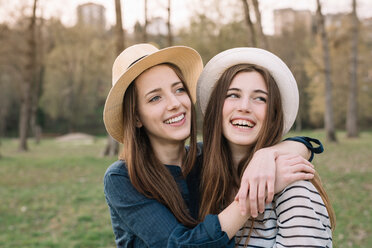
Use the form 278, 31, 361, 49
77, 2, 106, 30
274, 8, 313, 35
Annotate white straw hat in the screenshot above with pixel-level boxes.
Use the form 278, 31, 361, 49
197, 47, 298, 134
104, 43, 203, 143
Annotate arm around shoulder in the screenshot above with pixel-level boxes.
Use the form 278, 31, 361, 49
104, 161, 234, 247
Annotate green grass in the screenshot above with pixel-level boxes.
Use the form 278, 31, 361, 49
0, 138, 116, 247
287, 130, 372, 248
0, 131, 371, 247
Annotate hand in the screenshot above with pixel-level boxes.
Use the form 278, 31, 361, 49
234, 148, 277, 218
275, 154, 315, 194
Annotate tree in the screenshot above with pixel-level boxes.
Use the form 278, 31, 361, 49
251, 0, 269, 49
143, 0, 148, 42
40, 20, 112, 134
346, 0, 359, 137
19, 0, 38, 151
114, 0, 125, 50
167, 0, 173, 46
30, 16, 46, 144
102, 0, 124, 156
271, 19, 313, 131
315, 0, 337, 142
240, 0, 257, 46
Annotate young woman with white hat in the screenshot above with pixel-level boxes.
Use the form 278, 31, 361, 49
103, 43, 322, 247
197, 47, 335, 247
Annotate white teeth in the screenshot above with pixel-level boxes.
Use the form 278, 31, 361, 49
165, 114, 184, 124
231, 119, 254, 128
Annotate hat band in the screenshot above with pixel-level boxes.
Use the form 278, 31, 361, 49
128, 55, 147, 68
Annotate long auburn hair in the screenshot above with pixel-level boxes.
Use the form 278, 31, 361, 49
119, 63, 198, 227
199, 64, 335, 232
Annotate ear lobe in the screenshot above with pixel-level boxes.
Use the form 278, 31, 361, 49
135, 117, 142, 128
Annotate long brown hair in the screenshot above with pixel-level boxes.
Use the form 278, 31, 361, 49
119, 63, 198, 227
199, 64, 335, 230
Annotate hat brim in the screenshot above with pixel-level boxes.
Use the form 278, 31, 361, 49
104, 46, 203, 143
197, 47, 298, 134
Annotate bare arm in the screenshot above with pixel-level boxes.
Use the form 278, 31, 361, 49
218, 200, 251, 239
269, 140, 311, 160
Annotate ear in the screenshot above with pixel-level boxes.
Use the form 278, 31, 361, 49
135, 116, 142, 128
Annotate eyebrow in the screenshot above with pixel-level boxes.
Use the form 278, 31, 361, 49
227, 88, 268, 95
145, 81, 183, 97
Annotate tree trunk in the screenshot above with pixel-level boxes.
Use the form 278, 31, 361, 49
251, 0, 268, 49
241, 0, 257, 47
143, 0, 148, 42
30, 19, 45, 144
167, 0, 173, 46
316, 0, 337, 142
19, 0, 38, 151
102, 135, 119, 157
114, 0, 125, 51
102, 0, 124, 156
346, 0, 358, 137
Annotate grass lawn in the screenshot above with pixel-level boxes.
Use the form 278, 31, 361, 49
0, 130, 371, 247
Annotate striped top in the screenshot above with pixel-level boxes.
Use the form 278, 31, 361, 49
235, 180, 332, 248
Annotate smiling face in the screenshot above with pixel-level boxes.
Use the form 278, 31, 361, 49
134, 64, 191, 146
222, 71, 268, 148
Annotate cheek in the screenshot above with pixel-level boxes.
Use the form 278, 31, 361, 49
222, 101, 233, 120
181, 95, 192, 109
255, 105, 267, 121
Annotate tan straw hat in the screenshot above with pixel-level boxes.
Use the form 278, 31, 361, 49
104, 43, 203, 143
197, 47, 299, 134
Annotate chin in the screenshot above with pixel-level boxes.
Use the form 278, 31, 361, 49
171, 131, 190, 142
229, 135, 257, 146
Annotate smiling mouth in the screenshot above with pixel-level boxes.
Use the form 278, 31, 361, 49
231, 119, 255, 129
164, 113, 185, 124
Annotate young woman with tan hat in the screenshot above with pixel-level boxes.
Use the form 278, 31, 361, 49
103, 43, 322, 247
197, 47, 335, 247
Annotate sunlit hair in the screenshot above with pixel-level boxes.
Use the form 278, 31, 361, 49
119, 63, 198, 227
199, 64, 335, 242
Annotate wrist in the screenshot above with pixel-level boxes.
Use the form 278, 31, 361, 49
257, 147, 279, 159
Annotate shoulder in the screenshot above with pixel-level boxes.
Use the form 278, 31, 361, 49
275, 180, 323, 206
103, 160, 147, 203
274, 180, 330, 225
276, 180, 319, 197
104, 160, 128, 177
273, 182, 332, 246
103, 160, 131, 191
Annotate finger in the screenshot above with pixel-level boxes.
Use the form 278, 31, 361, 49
302, 159, 314, 168
285, 156, 312, 168
257, 180, 266, 213
266, 179, 274, 204
290, 164, 315, 174
290, 172, 314, 182
238, 180, 250, 216
249, 181, 258, 218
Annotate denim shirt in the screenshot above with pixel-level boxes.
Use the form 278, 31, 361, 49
103, 137, 323, 247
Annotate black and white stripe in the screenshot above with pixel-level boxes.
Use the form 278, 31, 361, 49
235, 180, 332, 247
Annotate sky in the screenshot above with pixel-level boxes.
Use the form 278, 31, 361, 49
1, 0, 372, 35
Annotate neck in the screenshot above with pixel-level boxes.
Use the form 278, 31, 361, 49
150, 139, 185, 167
228, 142, 250, 169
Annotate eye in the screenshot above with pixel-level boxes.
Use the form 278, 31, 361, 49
149, 95, 161, 102
254, 96, 267, 103
175, 87, 186, 94
226, 93, 239, 99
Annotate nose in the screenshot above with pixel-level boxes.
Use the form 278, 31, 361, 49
167, 94, 181, 111
237, 97, 251, 113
